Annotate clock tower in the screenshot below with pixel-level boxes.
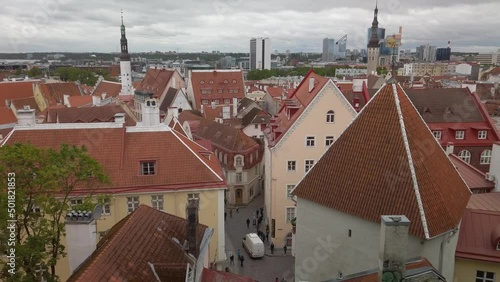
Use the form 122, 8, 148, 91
367, 2, 380, 75
119, 11, 133, 96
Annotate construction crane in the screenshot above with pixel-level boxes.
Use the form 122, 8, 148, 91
336, 34, 347, 45
335, 34, 348, 59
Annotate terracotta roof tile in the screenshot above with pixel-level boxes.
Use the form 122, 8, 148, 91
93, 81, 122, 98
266, 86, 285, 97
190, 70, 245, 110
45, 105, 136, 126
67, 95, 93, 107
0, 81, 36, 105
3, 125, 225, 194
68, 205, 208, 281
9, 96, 41, 114
39, 82, 82, 107
456, 193, 500, 263
241, 108, 271, 127
449, 154, 495, 190
0, 107, 17, 125
135, 68, 174, 98
293, 83, 471, 239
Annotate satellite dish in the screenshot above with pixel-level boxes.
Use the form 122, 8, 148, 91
92, 204, 103, 221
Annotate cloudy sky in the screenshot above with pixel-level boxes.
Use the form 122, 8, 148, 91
1, 0, 499, 54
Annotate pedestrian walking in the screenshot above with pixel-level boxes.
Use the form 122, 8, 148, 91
236, 207, 239, 213
237, 248, 241, 259
284, 244, 287, 255
270, 242, 275, 254
229, 253, 234, 265
229, 209, 233, 218
253, 218, 256, 226
239, 255, 245, 267
224, 212, 227, 221
266, 232, 269, 242
246, 218, 250, 228
260, 207, 264, 215
256, 209, 259, 217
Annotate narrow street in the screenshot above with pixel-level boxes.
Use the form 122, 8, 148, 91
222, 193, 295, 282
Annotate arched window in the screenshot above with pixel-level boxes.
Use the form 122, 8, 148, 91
480, 150, 492, 164
326, 110, 335, 123
224, 154, 228, 164
458, 150, 471, 163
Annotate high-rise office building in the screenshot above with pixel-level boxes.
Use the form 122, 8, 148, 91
417, 45, 437, 62
436, 41, 451, 61
322, 38, 335, 62
250, 38, 271, 70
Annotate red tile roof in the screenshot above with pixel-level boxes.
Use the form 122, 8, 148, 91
266, 86, 285, 97
68, 205, 208, 282
190, 70, 245, 110
135, 68, 174, 98
0, 81, 36, 105
293, 83, 471, 239
79, 84, 94, 95
264, 70, 330, 146
0, 107, 17, 125
449, 154, 495, 191
9, 96, 42, 114
45, 105, 136, 126
344, 258, 435, 282
67, 95, 93, 107
92, 80, 122, 98
456, 193, 500, 263
39, 82, 82, 107
3, 125, 225, 194
202, 268, 256, 282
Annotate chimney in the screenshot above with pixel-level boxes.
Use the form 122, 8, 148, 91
166, 107, 178, 125
379, 215, 410, 282
232, 97, 238, 117
63, 94, 70, 107
65, 210, 98, 273
5, 99, 11, 108
101, 92, 107, 100
200, 104, 204, 115
114, 113, 125, 124
309, 77, 315, 93
92, 95, 101, 106
186, 198, 199, 258
445, 142, 454, 155
17, 106, 36, 126
353, 96, 360, 111
142, 97, 160, 127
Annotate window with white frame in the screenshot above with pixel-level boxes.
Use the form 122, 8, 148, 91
151, 195, 164, 210
497, 241, 500, 250
102, 199, 111, 215
480, 150, 492, 164
213, 99, 220, 104
224, 154, 228, 164
254, 124, 259, 129
235, 156, 243, 166
286, 207, 296, 223
127, 196, 139, 213
187, 193, 199, 200
224, 98, 230, 103
236, 172, 242, 183
476, 271, 495, 282
202, 100, 209, 105
70, 199, 83, 207
140, 161, 156, 175
286, 185, 295, 199
325, 136, 335, 146
458, 150, 471, 163
432, 131, 442, 140
478, 130, 488, 139
287, 161, 296, 172
305, 160, 315, 173
326, 110, 335, 123
455, 130, 465, 140
306, 136, 315, 147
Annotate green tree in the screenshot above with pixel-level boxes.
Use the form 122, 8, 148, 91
0, 143, 110, 281
377, 67, 389, 76
27, 67, 43, 78
55, 67, 98, 86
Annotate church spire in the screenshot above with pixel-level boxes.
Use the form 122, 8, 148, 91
368, 1, 380, 48
371, 1, 379, 29
120, 10, 130, 61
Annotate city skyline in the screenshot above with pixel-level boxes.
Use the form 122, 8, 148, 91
1, 0, 499, 53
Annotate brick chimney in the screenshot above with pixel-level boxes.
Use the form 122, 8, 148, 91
17, 106, 36, 126
309, 77, 315, 93
379, 215, 410, 282
65, 210, 98, 273
186, 198, 199, 258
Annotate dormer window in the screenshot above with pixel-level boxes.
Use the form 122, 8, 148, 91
141, 161, 156, 175
478, 130, 487, 139
235, 156, 243, 166
432, 131, 442, 140
455, 130, 465, 140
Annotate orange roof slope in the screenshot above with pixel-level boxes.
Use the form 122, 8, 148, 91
0, 81, 36, 104
92, 81, 121, 98
45, 105, 136, 126
3, 126, 224, 194
10, 96, 42, 114
449, 154, 495, 191
135, 68, 174, 98
190, 70, 245, 110
68, 205, 208, 282
39, 82, 82, 107
0, 107, 17, 125
293, 82, 471, 239
67, 95, 93, 107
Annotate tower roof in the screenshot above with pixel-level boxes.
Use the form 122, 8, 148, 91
119, 11, 130, 61
293, 82, 471, 239
368, 2, 380, 48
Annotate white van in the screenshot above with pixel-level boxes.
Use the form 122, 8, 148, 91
242, 233, 265, 258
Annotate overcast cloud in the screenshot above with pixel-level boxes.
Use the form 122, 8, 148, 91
0, 0, 499, 53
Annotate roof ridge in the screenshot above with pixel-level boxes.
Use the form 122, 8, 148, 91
392, 83, 430, 239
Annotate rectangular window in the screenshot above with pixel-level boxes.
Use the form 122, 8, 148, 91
325, 136, 335, 146
305, 160, 315, 173
140, 161, 156, 175
287, 161, 296, 172
187, 193, 199, 200
235, 156, 243, 166
127, 196, 139, 213
236, 172, 242, 183
218, 89, 223, 94
455, 130, 465, 140
306, 136, 315, 147
432, 131, 442, 140
286, 207, 296, 223
478, 130, 487, 139
286, 185, 295, 199
151, 195, 164, 210
254, 124, 259, 129
70, 199, 83, 207
102, 199, 111, 215
229, 89, 234, 94
213, 99, 220, 104
202, 100, 209, 105
476, 271, 495, 282
224, 98, 230, 104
